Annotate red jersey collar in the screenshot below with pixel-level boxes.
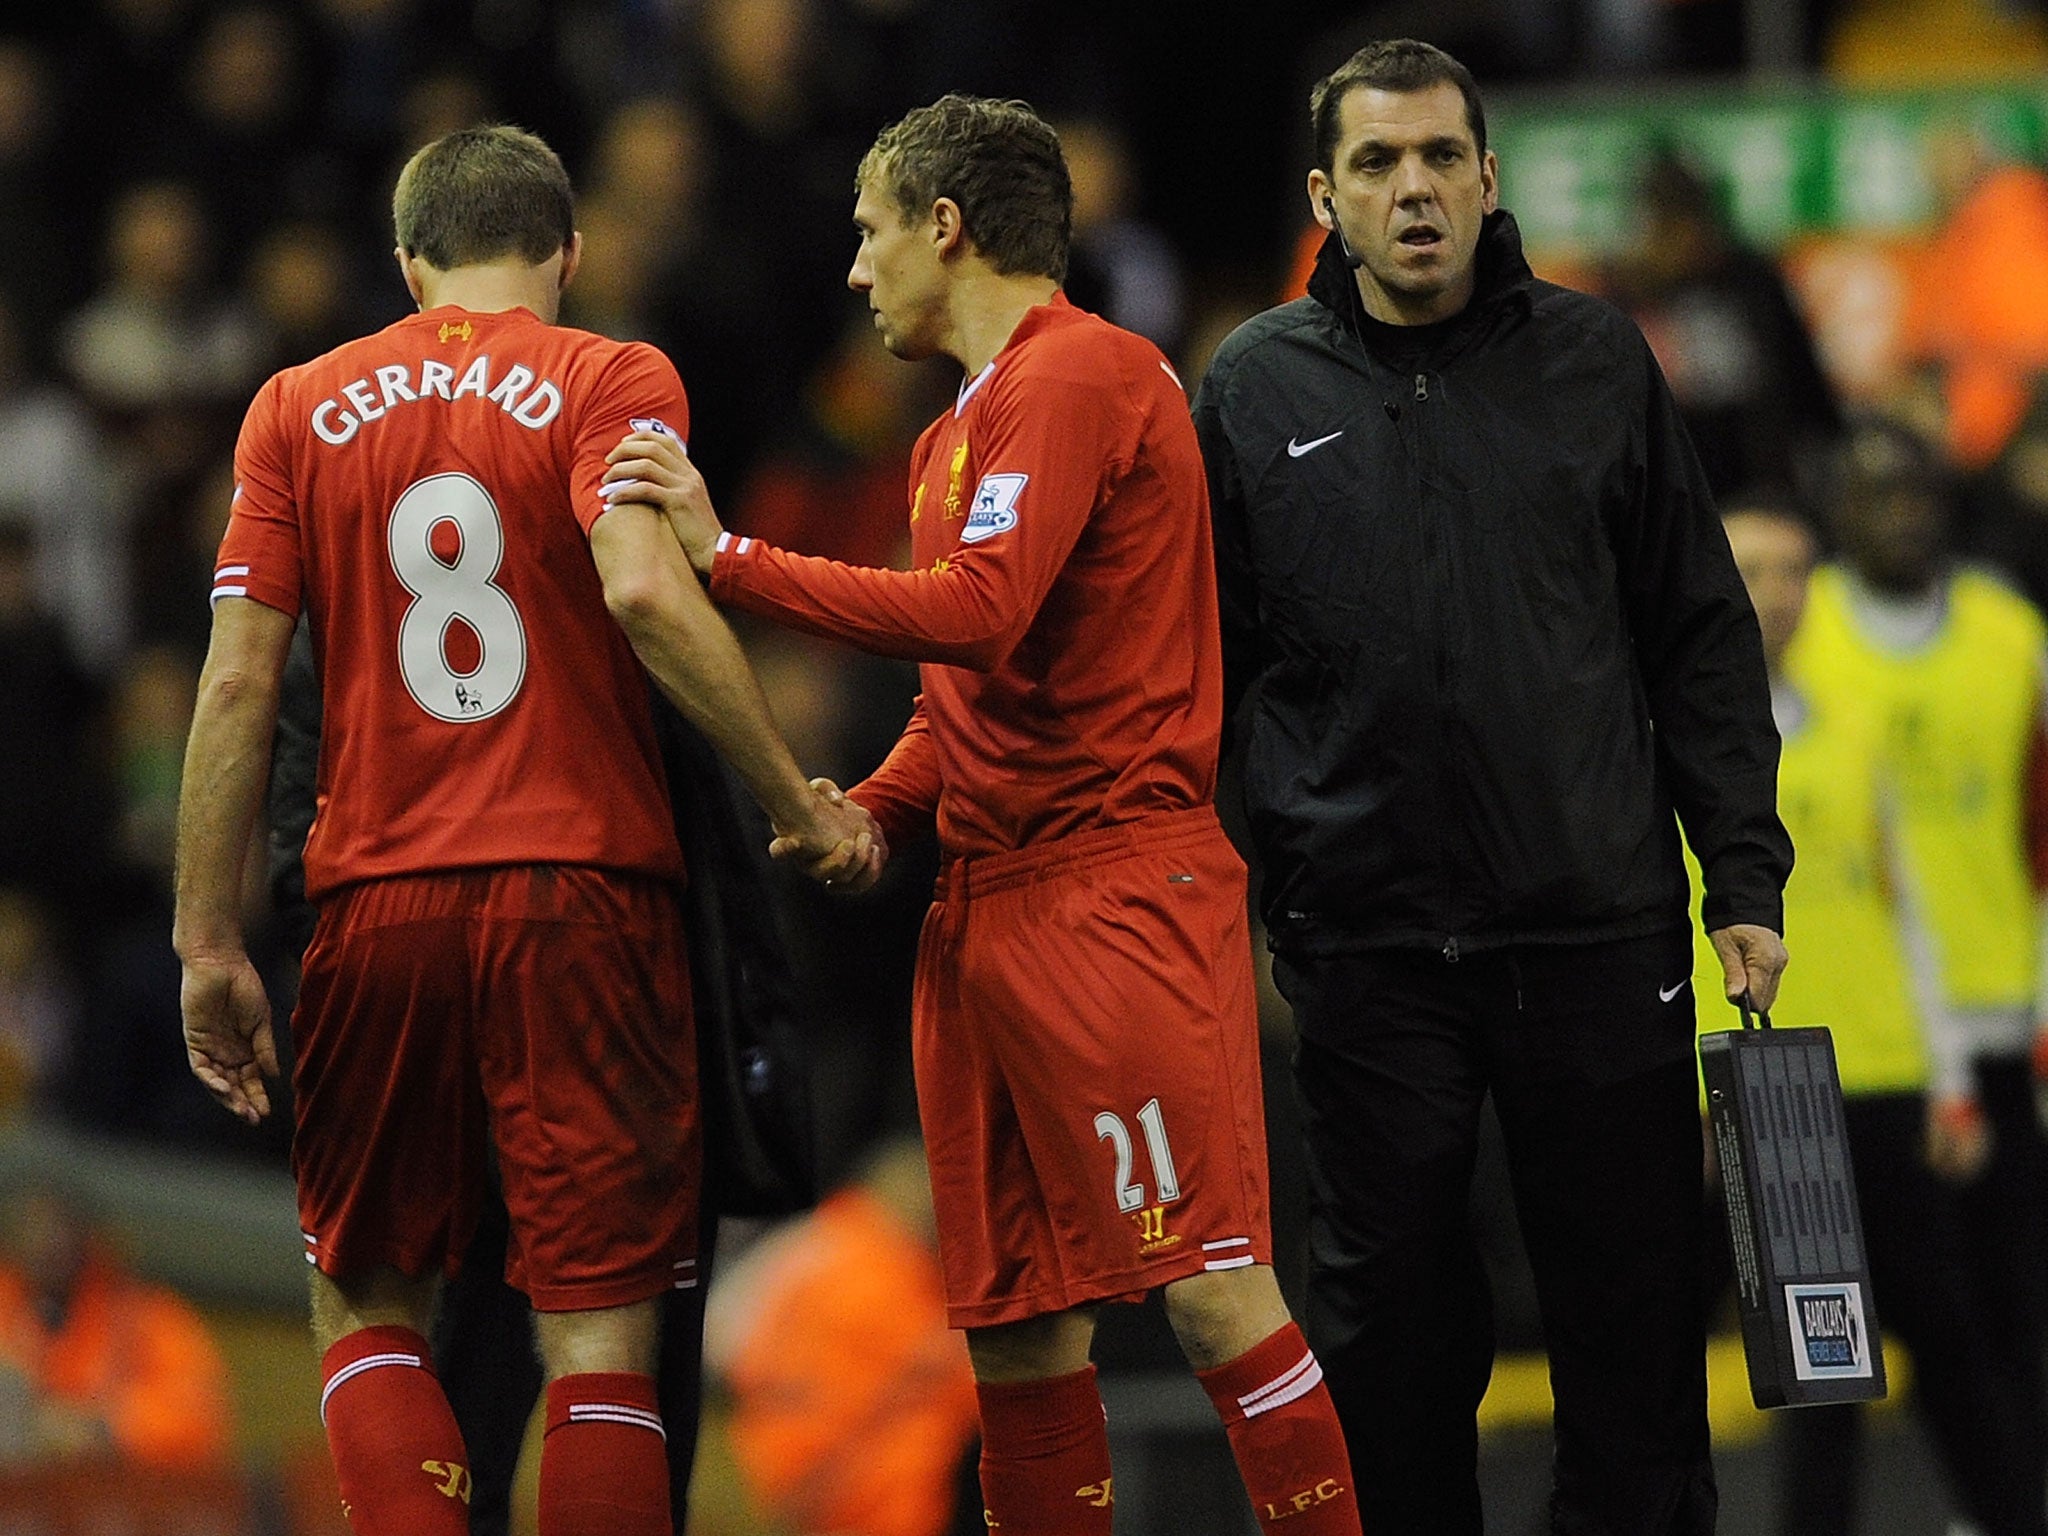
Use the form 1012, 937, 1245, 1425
956, 292, 1079, 416
408, 304, 545, 331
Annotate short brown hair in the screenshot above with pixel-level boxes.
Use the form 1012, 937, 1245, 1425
1310, 39, 1487, 170
393, 125, 574, 269
858, 94, 1071, 283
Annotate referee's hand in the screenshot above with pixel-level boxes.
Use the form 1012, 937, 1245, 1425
1707, 923, 1788, 1014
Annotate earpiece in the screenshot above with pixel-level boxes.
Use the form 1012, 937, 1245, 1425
1323, 196, 1364, 271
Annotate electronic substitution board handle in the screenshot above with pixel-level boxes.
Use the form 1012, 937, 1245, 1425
1738, 991, 1772, 1031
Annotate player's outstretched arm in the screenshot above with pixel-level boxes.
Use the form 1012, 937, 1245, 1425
591, 499, 874, 881
605, 386, 1102, 675
604, 430, 723, 577
173, 596, 294, 1123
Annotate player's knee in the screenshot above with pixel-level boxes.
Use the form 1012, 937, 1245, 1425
534, 1296, 661, 1381
1164, 1264, 1292, 1370
966, 1308, 1097, 1383
309, 1265, 440, 1353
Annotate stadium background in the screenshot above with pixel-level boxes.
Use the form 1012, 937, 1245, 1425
1, 0, 2044, 1529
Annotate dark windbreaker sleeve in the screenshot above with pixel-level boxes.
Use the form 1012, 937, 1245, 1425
1611, 333, 1794, 935
1192, 350, 1269, 749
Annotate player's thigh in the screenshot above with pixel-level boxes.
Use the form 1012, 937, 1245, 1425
911, 892, 1066, 1327
475, 867, 701, 1314
974, 829, 1271, 1274
292, 878, 492, 1283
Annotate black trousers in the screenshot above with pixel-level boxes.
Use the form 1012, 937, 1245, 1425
1279, 930, 1716, 1536
1773, 1091, 2048, 1536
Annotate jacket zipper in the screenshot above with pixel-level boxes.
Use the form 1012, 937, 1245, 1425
1354, 344, 1465, 954
1412, 366, 1463, 958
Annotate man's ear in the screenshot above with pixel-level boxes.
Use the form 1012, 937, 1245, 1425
931, 197, 966, 257
1307, 168, 1335, 229
558, 231, 583, 290
1480, 150, 1500, 215
395, 246, 425, 309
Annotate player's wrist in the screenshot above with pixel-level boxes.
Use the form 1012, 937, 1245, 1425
768, 790, 830, 846
704, 528, 750, 582
172, 921, 247, 966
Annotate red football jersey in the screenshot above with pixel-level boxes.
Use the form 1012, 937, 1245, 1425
706, 295, 1222, 858
217, 305, 687, 899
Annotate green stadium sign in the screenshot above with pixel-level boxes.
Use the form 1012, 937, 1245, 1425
1492, 82, 2048, 252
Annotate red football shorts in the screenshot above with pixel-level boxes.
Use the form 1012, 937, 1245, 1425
290, 865, 699, 1311
914, 805, 1273, 1329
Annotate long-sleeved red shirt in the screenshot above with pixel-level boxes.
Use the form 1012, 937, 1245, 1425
708, 295, 1223, 858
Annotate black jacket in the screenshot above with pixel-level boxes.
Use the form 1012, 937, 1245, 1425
1192, 211, 1791, 956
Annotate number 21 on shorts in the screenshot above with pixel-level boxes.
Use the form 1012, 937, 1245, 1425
1095, 1097, 1181, 1214
389, 472, 528, 722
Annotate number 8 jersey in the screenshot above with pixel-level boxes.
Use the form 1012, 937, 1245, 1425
218, 305, 688, 900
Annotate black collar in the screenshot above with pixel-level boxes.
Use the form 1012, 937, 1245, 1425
1307, 207, 1535, 352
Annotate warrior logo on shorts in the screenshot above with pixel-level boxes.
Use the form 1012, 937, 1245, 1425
1132, 1203, 1181, 1256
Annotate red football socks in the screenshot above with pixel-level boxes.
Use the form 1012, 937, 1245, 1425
318, 1326, 472, 1535
539, 1371, 671, 1536
1198, 1322, 1363, 1535
976, 1364, 1116, 1534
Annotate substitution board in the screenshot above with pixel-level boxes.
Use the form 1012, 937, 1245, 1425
1700, 1015, 1887, 1408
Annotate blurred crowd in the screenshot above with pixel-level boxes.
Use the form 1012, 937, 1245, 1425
6, 0, 2048, 1528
